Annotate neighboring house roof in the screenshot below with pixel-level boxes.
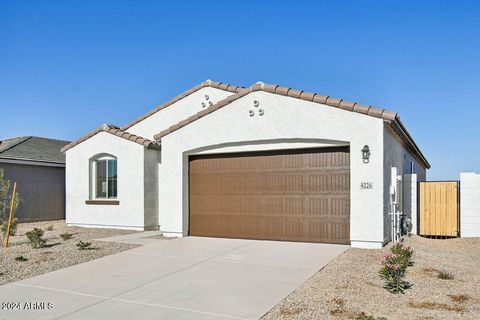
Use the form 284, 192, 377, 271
61, 124, 161, 154
0, 136, 70, 164
152, 82, 430, 169
121, 80, 244, 130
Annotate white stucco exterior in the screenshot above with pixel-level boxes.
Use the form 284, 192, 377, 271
127, 87, 234, 139
159, 91, 386, 247
64, 82, 429, 248
460, 172, 480, 237
65, 132, 159, 230
383, 127, 427, 242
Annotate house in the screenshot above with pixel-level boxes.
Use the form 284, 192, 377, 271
61, 80, 429, 248
0, 136, 70, 222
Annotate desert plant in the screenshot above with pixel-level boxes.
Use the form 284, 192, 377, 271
26, 228, 46, 248
76, 240, 92, 250
0, 168, 20, 219
60, 233, 73, 240
0, 169, 20, 237
390, 243, 414, 267
356, 313, 387, 320
14, 255, 28, 262
1, 217, 18, 237
379, 252, 410, 294
437, 270, 454, 280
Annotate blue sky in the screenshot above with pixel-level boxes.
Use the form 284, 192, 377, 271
0, 1, 479, 180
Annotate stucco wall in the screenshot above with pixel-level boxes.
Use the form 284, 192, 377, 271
383, 126, 427, 242
65, 132, 154, 230
403, 173, 418, 234
128, 87, 235, 139
158, 91, 386, 248
144, 149, 160, 228
460, 172, 480, 237
0, 162, 65, 222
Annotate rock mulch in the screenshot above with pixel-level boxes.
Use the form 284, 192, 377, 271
263, 235, 480, 320
0, 220, 140, 286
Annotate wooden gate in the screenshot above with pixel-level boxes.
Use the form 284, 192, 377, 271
418, 181, 459, 237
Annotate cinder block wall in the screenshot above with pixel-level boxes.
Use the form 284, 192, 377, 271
460, 172, 480, 237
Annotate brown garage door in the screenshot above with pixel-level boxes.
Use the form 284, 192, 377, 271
189, 147, 350, 244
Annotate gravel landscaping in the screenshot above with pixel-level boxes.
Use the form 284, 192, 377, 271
263, 235, 480, 320
0, 220, 140, 286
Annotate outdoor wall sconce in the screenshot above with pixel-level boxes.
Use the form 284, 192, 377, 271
362, 145, 371, 163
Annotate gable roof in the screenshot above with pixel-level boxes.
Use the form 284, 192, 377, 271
61, 124, 161, 154
0, 136, 71, 164
121, 80, 243, 130
153, 82, 430, 169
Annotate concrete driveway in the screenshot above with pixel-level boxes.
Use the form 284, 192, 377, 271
0, 237, 347, 320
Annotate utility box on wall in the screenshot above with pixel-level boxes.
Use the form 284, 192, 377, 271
460, 172, 480, 237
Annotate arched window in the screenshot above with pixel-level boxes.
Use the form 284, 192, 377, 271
92, 155, 117, 199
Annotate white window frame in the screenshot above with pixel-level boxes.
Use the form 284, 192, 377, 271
92, 155, 117, 200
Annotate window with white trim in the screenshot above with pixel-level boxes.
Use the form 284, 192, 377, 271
93, 156, 117, 199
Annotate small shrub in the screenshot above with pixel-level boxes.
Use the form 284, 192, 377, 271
14, 255, 28, 262
26, 228, 46, 249
76, 240, 92, 250
379, 243, 415, 294
390, 243, 414, 267
60, 233, 73, 241
356, 313, 387, 320
1, 217, 18, 237
379, 253, 408, 294
437, 270, 454, 280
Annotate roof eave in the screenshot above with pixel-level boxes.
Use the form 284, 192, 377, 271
61, 125, 161, 154
387, 118, 431, 169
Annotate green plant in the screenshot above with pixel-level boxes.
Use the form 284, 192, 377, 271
379, 242, 415, 294
60, 233, 73, 240
437, 270, 454, 280
356, 313, 387, 320
379, 252, 410, 294
26, 228, 46, 248
390, 243, 414, 266
0, 169, 20, 237
14, 255, 28, 262
76, 240, 92, 250
1, 217, 18, 237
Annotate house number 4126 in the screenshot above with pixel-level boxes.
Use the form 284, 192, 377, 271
360, 182, 373, 189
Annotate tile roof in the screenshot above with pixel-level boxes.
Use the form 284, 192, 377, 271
121, 80, 243, 130
60, 124, 161, 154
153, 82, 430, 169
0, 136, 70, 163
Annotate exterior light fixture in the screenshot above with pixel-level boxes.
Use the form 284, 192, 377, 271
362, 145, 371, 163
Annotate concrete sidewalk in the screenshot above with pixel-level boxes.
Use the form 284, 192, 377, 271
0, 237, 347, 320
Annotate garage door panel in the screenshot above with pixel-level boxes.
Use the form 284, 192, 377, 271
189, 147, 350, 244
190, 195, 306, 216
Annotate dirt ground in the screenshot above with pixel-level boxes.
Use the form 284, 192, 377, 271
263, 235, 480, 320
0, 220, 140, 286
